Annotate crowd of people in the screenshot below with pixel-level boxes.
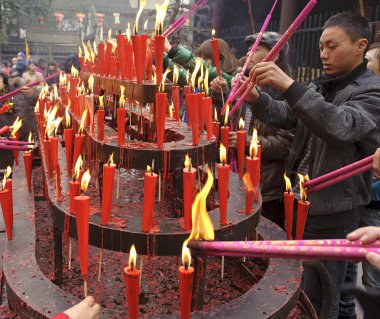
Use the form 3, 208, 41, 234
1, 10, 380, 319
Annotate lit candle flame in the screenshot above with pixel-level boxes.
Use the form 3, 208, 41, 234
65, 106, 71, 128
223, 104, 229, 126
160, 68, 171, 92
108, 29, 112, 42
144, 19, 148, 33
53, 85, 58, 100
147, 165, 152, 173
11, 116, 23, 138
59, 72, 66, 85
99, 95, 104, 110
214, 108, 218, 122
73, 155, 83, 181
187, 168, 215, 241
211, 29, 216, 38
203, 67, 209, 96
25, 131, 34, 154
78, 46, 83, 58
284, 173, 292, 193
191, 58, 202, 91
71, 65, 79, 78
220, 144, 227, 164
100, 27, 104, 43
134, 0, 147, 34
184, 154, 192, 168
80, 169, 91, 192
54, 117, 63, 136
78, 109, 88, 134
34, 100, 39, 113
169, 102, 174, 118
298, 174, 310, 202
239, 117, 245, 130
182, 240, 191, 268
107, 153, 114, 166
173, 64, 179, 86
249, 132, 258, 158
155, 0, 169, 35
128, 244, 137, 270
198, 63, 204, 91
126, 23, 131, 43
88, 75, 94, 94
2, 166, 11, 189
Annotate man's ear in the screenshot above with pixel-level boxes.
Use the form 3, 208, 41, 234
357, 38, 368, 56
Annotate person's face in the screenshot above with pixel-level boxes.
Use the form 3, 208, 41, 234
366, 49, 380, 76
29, 63, 37, 72
49, 65, 55, 71
319, 26, 367, 76
12, 58, 17, 65
246, 44, 270, 70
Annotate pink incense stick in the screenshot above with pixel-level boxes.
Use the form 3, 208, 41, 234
223, 0, 318, 118
188, 240, 378, 262
225, 0, 279, 107
250, 238, 380, 248
304, 155, 373, 188
0, 72, 60, 103
0, 145, 30, 151
0, 140, 34, 145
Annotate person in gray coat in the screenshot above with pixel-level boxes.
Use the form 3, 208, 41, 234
245, 13, 380, 319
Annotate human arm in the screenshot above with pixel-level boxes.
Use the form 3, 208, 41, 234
51, 296, 101, 319
259, 128, 294, 161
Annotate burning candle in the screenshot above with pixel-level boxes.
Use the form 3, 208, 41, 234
74, 169, 91, 297
172, 65, 180, 121
246, 135, 260, 202
10, 117, 22, 165
197, 92, 205, 134
243, 173, 255, 214
202, 96, 213, 140
98, 28, 106, 76
237, 118, 246, 178
125, 24, 134, 81
187, 93, 199, 146
116, 32, 127, 80
178, 241, 194, 319
64, 106, 74, 176
101, 153, 116, 225
217, 144, 230, 225
97, 95, 105, 141
117, 88, 127, 146
69, 156, 82, 214
156, 89, 167, 149
141, 19, 149, 78
85, 76, 95, 133
211, 29, 221, 78
284, 174, 294, 240
220, 105, 230, 160
124, 244, 140, 319
1, 167, 13, 240
296, 174, 310, 240
72, 110, 87, 170
69, 66, 80, 100
142, 165, 158, 232
23, 132, 34, 192
154, 1, 168, 85
105, 29, 113, 77
212, 108, 220, 143
253, 129, 262, 161
183, 154, 196, 231
131, 34, 143, 83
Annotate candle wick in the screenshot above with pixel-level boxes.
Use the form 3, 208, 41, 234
188, 166, 191, 173
131, 262, 134, 272
185, 262, 188, 270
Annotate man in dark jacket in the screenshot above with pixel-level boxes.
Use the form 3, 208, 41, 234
246, 13, 380, 319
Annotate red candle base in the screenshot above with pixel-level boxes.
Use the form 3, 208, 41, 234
74, 195, 90, 277
97, 110, 105, 141
179, 266, 194, 319
183, 167, 196, 231
124, 266, 140, 319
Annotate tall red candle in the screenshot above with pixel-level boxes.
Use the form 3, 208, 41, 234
183, 155, 196, 231
69, 180, 80, 214
243, 173, 255, 214
146, 38, 153, 81
97, 109, 105, 141
179, 242, 194, 319
131, 35, 143, 83
101, 154, 116, 225
23, 152, 33, 192
43, 138, 53, 179
126, 40, 134, 80
154, 34, 165, 85
211, 31, 221, 77
105, 41, 113, 77
117, 107, 127, 146
246, 137, 260, 202
124, 245, 140, 319
98, 42, 105, 76
64, 128, 74, 176
187, 93, 199, 146
284, 174, 294, 240
197, 93, 205, 133
296, 175, 310, 240
220, 126, 229, 157
141, 166, 158, 232
4, 178, 13, 228
0, 188, 12, 240
217, 144, 230, 225
237, 118, 246, 178
202, 97, 213, 140
156, 92, 167, 149
116, 33, 127, 79
50, 136, 59, 171
73, 134, 85, 170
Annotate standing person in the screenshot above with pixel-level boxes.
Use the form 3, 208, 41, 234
22, 60, 44, 86
46, 61, 60, 86
2, 61, 11, 75
245, 13, 380, 318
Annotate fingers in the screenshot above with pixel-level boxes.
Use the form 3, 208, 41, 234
91, 303, 101, 318
83, 296, 96, 307
347, 226, 380, 243
366, 252, 380, 270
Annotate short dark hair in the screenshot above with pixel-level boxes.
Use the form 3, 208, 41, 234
323, 12, 371, 43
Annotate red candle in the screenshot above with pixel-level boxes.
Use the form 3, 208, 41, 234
141, 166, 158, 232
296, 175, 310, 240
4, 177, 13, 228
211, 30, 221, 77
64, 125, 74, 176
117, 106, 127, 146
187, 93, 199, 146
217, 144, 230, 225
237, 118, 246, 178
97, 109, 105, 141
183, 155, 196, 231
38, 98, 45, 116
0, 125, 10, 136
50, 136, 59, 171
184, 85, 191, 126
179, 242, 194, 319
156, 92, 167, 149
69, 180, 80, 214
131, 34, 143, 83
124, 245, 140, 319
154, 34, 165, 86
243, 173, 255, 214
43, 138, 53, 179
220, 104, 229, 158
197, 93, 205, 133
246, 136, 260, 202
74, 170, 91, 297
284, 174, 294, 240
202, 97, 213, 140
69, 74, 79, 100
98, 42, 105, 76
105, 41, 113, 77
146, 38, 153, 81
109, 56, 117, 78
23, 152, 33, 192
73, 134, 85, 171
141, 33, 149, 78
0, 187, 12, 240
101, 154, 116, 225
116, 33, 127, 79
172, 86, 180, 122
212, 109, 220, 144
126, 39, 134, 81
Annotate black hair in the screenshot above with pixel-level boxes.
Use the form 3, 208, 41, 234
0, 71, 9, 88
323, 12, 371, 44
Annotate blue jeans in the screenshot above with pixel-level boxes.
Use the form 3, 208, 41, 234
301, 212, 359, 319
360, 206, 380, 289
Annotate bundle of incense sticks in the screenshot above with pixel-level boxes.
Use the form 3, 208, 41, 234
0, 72, 60, 103
0, 139, 34, 151
163, 0, 209, 37
187, 239, 379, 262
304, 155, 373, 194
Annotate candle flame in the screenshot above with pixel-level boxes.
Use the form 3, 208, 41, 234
160, 68, 171, 91
204, 67, 209, 96
65, 106, 71, 128
78, 46, 83, 58
184, 154, 192, 168
79, 109, 88, 134
134, 0, 147, 34
53, 85, 59, 100
186, 70, 190, 85
34, 100, 40, 113
239, 117, 245, 130
224, 104, 229, 126
108, 29, 112, 42
100, 27, 104, 43
249, 133, 258, 158
284, 173, 292, 193
211, 29, 216, 38
173, 64, 179, 86
71, 65, 79, 78
144, 19, 148, 32
88, 75, 94, 94
198, 63, 204, 91
182, 240, 191, 268
147, 165, 151, 173
128, 244, 137, 269
191, 58, 202, 91
4, 166, 12, 180
126, 23, 131, 42
187, 168, 215, 241
169, 102, 174, 118
74, 155, 83, 181
25, 131, 34, 154
81, 169, 91, 192
54, 117, 63, 136
99, 95, 104, 110
214, 107, 218, 122
220, 143, 227, 164
155, 0, 169, 35
2, 174, 6, 191
59, 72, 66, 85
107, 153, 114, 166
11, 116, 23, 138
298, 174, 310, 202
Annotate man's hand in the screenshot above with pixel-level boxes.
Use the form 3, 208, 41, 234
63, 296, 101, 319
210, 77, 228, 95
347, 226, 380, 270
373, 148, 380, 179
250, 61, 294, 93
20, 86, 34, 97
